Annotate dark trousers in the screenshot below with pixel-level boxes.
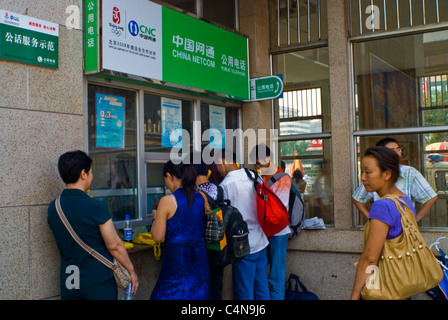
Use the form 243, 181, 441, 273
61, 277, 118, 300
208, 250, 224, 300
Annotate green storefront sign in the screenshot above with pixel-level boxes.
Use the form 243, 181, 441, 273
84, 0, 99, 73
96, 0, 249, 99
0, 10, 58, 68
162, 7, 249, 99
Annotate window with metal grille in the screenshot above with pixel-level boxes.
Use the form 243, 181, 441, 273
279, 88, 322, 135
349, 0, 448, 36
270, 0, 328, 48
421, 74, 448, 108
420, 74, 448, 126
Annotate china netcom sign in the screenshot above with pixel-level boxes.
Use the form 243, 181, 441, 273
84, 0, 250, 100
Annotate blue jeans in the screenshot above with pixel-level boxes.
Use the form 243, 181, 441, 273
267, 235, 288, 300
232, 247, 270, 300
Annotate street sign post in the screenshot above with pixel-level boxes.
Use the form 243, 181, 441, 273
249, 75, 283, 101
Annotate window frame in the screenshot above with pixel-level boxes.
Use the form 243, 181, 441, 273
86, 77, 242, 229
349, 24, 448, 229
271, 42, 334, 226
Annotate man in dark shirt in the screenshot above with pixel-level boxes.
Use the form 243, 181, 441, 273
47, 150, 138, 299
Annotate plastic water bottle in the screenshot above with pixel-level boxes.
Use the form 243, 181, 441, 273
122, 283, 134, 300
124, 214, 132, 242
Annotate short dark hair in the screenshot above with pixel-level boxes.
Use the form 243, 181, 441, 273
363, 146, 400, 184
215, 148, 237, 164
254, 144, 271, 158
249, 144, 271, 164
292, 169, 303, 180
189, 152, 209, 176
376, 137, 399, 147
58, 150, 92, 184
192, 159, 209, 176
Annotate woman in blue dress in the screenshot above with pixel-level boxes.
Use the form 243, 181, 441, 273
150, 160, 210, 300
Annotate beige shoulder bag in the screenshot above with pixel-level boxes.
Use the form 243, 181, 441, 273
361, 194, 443, 300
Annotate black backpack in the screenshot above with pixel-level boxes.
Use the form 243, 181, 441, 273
203, 186, 250, 268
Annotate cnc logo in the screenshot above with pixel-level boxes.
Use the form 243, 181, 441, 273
128, 18, 157, 41
128, 20, 139, 36
112, 7, 120, 24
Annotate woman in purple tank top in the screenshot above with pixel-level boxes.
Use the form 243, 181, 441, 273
350, 146, 416, 300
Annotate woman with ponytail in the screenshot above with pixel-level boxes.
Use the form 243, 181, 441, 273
150, 160, 210, 300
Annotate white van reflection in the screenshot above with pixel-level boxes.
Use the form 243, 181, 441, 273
424, 160, 448, 227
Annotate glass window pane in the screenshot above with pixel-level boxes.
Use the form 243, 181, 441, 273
354, 133, 447, 228
144, 93, 193, 152
273, 47, 330, 135
274, 0, 328, 46
349, 0, 448, 36
146, 163, 167, 216
88, 84, 138, 221
277, 0, 289, 46
280, 139, 334, 226
200, 103, 239, 150
353, 30, 448, 130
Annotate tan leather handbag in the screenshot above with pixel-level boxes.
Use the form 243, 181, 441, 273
361, 194, 443, 300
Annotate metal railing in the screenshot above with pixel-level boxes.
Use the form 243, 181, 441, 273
350, 0, 445, 36
274, 0, 327, 47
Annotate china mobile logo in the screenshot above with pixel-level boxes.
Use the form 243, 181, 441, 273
113, 7, 121, 24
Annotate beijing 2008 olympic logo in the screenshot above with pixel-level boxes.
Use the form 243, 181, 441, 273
112, 7, 120, 24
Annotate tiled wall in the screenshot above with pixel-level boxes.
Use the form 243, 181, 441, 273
0, 0, 84, 299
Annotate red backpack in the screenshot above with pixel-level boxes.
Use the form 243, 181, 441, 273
244, 168, 289, 237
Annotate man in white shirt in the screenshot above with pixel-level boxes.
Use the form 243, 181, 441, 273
215, 149, 270, 300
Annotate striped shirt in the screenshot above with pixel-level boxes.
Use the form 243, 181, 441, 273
352, 165, 437, 205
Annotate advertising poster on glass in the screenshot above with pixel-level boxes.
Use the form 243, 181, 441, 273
95, 93, 126, 149
208, 105, 226, 149
161, 97, 182, 148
